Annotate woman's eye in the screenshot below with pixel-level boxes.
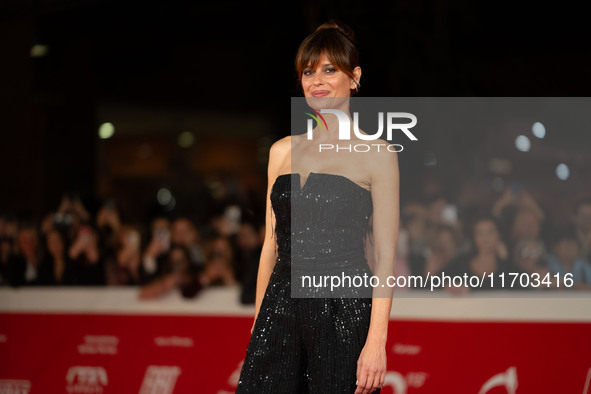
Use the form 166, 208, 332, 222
324, 67, 337, 74
303, 70, 313, 76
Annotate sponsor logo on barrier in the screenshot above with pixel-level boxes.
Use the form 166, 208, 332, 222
215, 360, 244, 394
139, 366, 181, 394
66, 366, 108, 393
381, 371, 428, 393
478, 366, 518, 394
584, 367, 591, 394
77, 335, 118, 355
0, 379, 31, 394
392, 343, 421, 355
381, 367, 520, 393
228, 360, 243, 387
154, 336, 194, 348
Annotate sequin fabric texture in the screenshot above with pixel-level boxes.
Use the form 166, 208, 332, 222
236, 173, 381, 393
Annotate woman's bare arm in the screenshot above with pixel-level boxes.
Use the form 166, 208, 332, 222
252, 137, 290, 331
355, 144, 399, 394
366, 145, 399, 343
138, 273, 179, 300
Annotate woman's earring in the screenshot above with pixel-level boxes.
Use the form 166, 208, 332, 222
354, 80, 360, 92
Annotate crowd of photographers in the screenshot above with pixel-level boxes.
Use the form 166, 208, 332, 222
1, 185, 590, 300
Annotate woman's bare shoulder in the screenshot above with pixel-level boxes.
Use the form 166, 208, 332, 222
269, 136, 292, 158
271, 135, 291, 148
365, 137, 398, 179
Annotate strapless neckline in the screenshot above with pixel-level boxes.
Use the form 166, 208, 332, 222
276, 172, 370, 194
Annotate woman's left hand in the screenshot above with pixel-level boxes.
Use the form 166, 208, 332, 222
355, 341, 386, 393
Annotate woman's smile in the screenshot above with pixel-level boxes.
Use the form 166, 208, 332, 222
311, 89, 330, 97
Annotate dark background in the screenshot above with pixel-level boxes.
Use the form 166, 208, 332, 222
1, 0, 590, 226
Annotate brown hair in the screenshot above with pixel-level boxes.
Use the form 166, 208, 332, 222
295, 20, 360, 91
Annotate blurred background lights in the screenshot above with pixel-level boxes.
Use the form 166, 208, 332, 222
555, 163, 570, 180
157, 187, 173, 205
164, 197, 176, 211
514, 135, 531, 152
532, 122, 546, 138
423, 151, 437, 167
488, 158, 512, 174
178, 131, 195, 148
491, 176, 505, 193
98, 122, 115, 139
137, 143, 153, 159
30, 44, 49, 57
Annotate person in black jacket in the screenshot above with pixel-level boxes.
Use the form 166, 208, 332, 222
37, 228, 75, 285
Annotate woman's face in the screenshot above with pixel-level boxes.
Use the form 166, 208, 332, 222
511, 209, 540, 240
407, 217, 426, 241
301, 53, 360, 99
169, 247, 189, 273
553, 239, 579, 263
17, 229, 38, 256
434, 229, 457, 261
46, 230, 64, 257
473, 219, 500, 253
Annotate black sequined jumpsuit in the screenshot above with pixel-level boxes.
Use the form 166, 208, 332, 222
236, 173, 380, 393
